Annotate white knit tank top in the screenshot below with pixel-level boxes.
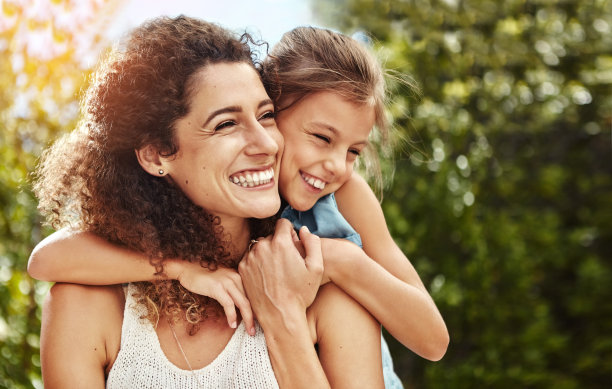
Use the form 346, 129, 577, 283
106, 284, 279, 388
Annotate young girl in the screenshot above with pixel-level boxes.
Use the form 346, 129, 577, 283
29, 26, 448, 387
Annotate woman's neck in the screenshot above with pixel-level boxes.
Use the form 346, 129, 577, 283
218, 216, 251, 257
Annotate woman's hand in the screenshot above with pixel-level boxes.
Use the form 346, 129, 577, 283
238, 218, 323, 329
167, 260, 255, 335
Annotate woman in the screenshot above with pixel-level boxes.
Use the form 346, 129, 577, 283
31, 23, 449, 388
34, 16, 383, 388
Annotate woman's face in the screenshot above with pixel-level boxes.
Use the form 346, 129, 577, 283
276, 91, 375, 211
162, 62, 283, 224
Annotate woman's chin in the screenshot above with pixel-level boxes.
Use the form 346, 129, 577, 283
247, 199, 282, 219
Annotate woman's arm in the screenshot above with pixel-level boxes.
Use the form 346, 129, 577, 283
332, 173, 449, 361
40, 283, 124, 388
239, 219, 383, 388
239, 219, 328, 389
310, 283, 384, 389
28, 229, 256, 335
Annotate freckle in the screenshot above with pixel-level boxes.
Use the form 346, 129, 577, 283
202, 166, 206, 170
185, 180, 189, 185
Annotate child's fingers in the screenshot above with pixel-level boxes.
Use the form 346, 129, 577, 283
228, 283, 255, 336
216, 292, 238, 329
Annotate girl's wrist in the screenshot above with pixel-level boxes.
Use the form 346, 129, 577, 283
163, 259, 183, 280
321, 238, 356, 284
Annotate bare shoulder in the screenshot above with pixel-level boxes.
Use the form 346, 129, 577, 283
306, 283, 384, 388
47, 282, 125, 303
41, 283, 125, 387
335, 173, 393, 248
335, 172, 375, 207
44, 283, 125, 350
307, 283, 378, 341
45, 283, 125, 325
335, 173, 383, 225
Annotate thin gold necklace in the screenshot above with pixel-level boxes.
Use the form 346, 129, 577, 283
168, 319, 203, 387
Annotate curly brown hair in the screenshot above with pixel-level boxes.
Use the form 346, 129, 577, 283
33, 16, 273, 332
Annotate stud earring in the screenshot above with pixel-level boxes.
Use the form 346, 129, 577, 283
158, 169, 164, 175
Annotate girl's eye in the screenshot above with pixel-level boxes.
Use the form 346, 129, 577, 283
349, 149, 361, 156
313, 134, 330, 143
259, 111, 275, 121
214, 120, 236, 131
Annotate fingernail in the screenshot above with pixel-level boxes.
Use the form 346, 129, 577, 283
250, 327, 256, 336
230, 321, 237, 329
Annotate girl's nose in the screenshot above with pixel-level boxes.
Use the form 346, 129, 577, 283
322, 151, 347, 178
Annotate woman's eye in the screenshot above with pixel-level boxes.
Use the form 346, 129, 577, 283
259, 111, 275, 121
215, 120, 236, 131
349, 148, 361, 156
313, 134, 330, 143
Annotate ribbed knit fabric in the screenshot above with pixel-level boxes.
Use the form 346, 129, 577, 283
106, 284, 279, 388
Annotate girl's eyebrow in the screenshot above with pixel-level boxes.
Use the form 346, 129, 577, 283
310, 121, 369, 146
203, 99, 274, 127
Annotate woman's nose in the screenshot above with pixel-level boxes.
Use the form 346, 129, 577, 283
246, 122, 281, 156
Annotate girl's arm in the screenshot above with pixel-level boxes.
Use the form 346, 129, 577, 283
239, 219, 383, 388
40, 283, 124, 388
332, 173, 449, 361
28, 229, 160, 284
28, 229, 256, 335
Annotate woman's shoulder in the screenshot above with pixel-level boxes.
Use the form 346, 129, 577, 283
307, 283, 377, 340
47, 283, 125, 310
41, 283, 125, 381
45, 283, 125, 343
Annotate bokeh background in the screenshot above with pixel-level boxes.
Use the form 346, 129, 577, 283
1, 0, 611, 388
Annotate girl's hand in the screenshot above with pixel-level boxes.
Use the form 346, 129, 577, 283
238, 219, 323, 327
169, 261, 254, 335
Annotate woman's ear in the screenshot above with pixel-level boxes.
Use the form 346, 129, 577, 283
135, 145, 168, 177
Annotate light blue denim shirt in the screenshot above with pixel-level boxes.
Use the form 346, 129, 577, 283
281, 193, 404, 389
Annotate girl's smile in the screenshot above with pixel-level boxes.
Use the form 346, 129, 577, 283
276, 91, 375, 211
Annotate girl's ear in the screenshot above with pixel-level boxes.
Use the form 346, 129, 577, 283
135, 145, 169, 177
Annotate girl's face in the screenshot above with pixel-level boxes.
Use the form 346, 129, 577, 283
162, 62, 283, 227
276, 91, 375, 211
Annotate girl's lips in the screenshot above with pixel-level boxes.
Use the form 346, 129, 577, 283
300, 171, 326, 190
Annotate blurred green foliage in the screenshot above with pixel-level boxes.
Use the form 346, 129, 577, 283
314, 0, 612, 387
0, 1, 118, 387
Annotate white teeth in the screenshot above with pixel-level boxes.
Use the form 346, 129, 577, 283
302, 173, 326, 190
229, 168, 274, 188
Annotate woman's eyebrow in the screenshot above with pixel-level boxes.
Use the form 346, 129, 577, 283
203, 106, 242, 127
202, 99, 274, 127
